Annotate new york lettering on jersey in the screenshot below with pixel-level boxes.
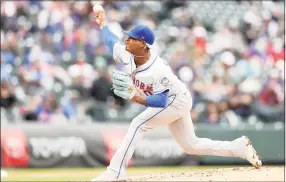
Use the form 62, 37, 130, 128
131, 75, 153, 96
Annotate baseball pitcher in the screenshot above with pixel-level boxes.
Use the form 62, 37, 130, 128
91, 6, 262, 181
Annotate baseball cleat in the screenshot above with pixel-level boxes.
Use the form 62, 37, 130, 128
242, 136, 262, 169
91, 170, 118, 182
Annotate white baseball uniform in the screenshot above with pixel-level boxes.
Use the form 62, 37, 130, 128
107, 42, 247, 178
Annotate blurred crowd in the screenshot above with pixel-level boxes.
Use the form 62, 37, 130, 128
1, 0, 284, 126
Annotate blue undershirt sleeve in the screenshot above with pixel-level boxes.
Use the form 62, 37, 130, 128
146, 90, 169, 108
101, 25, 119, 55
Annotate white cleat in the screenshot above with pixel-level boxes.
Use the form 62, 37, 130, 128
241, 136, 262, 169
91, 170, 119, 182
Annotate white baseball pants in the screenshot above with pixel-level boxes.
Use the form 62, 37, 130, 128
107, 91, 246, 178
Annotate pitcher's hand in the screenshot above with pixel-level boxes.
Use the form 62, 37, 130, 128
92, 5, 106, 29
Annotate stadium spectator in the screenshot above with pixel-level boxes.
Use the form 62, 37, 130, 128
0, 80, 17, 110
67, 52, 95, 98
0, 56, 11, 82
258, 73, 284, 106
61, 90, 80, 121
49, 106, 69, 125
0, 1, 284, 124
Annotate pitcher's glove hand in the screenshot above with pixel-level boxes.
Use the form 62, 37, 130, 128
112, 70, 136, 100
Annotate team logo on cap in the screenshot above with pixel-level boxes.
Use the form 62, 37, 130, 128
141, 36, 144, 39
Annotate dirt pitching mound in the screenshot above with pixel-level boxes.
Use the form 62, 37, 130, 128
122, 166, 284, 181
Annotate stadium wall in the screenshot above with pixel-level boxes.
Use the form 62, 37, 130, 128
1, 123, 284, 168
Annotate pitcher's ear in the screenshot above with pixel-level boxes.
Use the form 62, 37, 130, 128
140, 41, 146, 48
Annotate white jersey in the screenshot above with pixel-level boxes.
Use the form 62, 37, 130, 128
113, 42, 187, 96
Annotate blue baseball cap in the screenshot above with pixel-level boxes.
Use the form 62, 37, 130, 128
122, 24, 155, 46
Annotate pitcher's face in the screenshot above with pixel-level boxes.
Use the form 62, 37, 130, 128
125, 37, 145, 53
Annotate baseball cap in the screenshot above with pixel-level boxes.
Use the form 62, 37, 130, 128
122, 24, 155, 47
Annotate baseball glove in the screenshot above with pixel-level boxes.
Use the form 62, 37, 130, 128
112, 70, 136, 100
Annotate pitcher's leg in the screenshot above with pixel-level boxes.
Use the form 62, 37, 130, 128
108, 95, 183, 178
168, 113, 244, 158
107, 117, 153, 178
